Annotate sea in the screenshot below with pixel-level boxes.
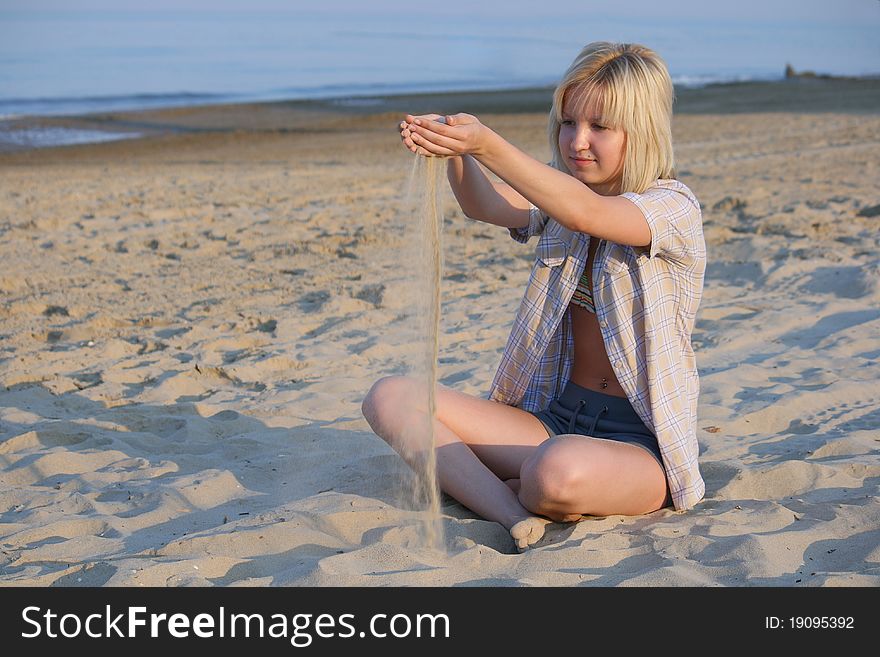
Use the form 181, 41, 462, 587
1, 3, 878, 149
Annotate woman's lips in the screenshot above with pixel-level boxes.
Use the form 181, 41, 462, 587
570, 157, 596, 167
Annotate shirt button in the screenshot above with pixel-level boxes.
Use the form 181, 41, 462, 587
599, 320, 607, 329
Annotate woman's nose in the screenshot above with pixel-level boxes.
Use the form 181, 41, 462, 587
571, 126, 591, 151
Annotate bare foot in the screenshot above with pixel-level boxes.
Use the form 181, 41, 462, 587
509, 517, 552, 551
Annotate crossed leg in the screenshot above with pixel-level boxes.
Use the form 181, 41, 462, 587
361, 375, 669, 550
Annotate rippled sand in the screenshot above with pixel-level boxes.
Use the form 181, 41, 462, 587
1, 79, 878, 586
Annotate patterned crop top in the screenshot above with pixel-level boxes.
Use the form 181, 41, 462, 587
570, 264, 595, 313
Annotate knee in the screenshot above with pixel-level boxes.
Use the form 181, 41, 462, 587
361, 375, 412, 435
518, 438, 587, 518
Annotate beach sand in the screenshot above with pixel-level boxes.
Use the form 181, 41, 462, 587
1, 78, 878, 586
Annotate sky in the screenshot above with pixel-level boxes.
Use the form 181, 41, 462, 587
3, 0, 879, 23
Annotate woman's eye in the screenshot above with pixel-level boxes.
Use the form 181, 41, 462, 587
592, 123, 606, 131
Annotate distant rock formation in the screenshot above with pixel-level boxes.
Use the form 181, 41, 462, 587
785, 63, 828, 80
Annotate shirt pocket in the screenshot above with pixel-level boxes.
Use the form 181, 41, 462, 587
603, 252, 640, 277
535, 235, 568, 268
604, 258, 625, 275
599, 255, 637, 294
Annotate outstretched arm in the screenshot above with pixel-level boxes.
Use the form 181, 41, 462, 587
406, 113, 651, 247
446, 155, 530, 229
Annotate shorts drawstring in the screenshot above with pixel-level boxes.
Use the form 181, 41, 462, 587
567, 399, 588, 434
588, 406, 609, 436
567, 399, 609, 436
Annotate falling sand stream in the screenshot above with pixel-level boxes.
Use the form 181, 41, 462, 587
402, 153, 445, 550
401, 151, 550, 553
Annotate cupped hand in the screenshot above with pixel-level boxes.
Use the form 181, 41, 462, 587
400, 112, 487, 157
399, 113, 445, 155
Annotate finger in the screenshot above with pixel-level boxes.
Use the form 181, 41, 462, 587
410, 127, 460, 154
405, 131, 432, 155
414, 139, 458, 157
410, 132, 456, 156
413, 117, 452, 137
412, 142, 440, 157
411, 139, 455, 157
404, 113, 440, 125
399, 126, 416, 149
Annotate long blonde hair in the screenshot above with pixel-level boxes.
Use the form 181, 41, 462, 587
549, 42, 676, 194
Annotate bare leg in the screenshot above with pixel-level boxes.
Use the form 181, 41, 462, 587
362, 376, 554, 548
434, 442, 539, 538
362, 377, 670, 548
518, 435, 670, 518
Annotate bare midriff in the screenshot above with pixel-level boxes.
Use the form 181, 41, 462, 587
568, 239, 627, 398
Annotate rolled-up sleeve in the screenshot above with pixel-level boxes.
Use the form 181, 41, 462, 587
622, 184, 702, 266
508, 204, 549, 243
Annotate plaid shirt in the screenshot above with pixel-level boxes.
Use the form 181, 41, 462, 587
488, 179, 706, 511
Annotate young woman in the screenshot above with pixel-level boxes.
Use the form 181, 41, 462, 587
362, 42, 706, 550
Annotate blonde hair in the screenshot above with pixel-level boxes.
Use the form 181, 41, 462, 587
549, 42, 675, 194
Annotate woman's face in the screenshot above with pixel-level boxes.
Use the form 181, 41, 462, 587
557, 90, 626, 195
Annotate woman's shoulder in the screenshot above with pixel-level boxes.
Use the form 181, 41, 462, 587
619, 179, 705, 265
621, 178, 702, 229
639, 178, 701, 211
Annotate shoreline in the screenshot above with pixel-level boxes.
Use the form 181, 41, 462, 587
2, 76, 879, 156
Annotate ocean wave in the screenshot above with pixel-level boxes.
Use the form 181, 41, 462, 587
0, 125, 143, 151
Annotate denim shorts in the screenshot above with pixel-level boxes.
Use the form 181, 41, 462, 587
529, 380, 665, 469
